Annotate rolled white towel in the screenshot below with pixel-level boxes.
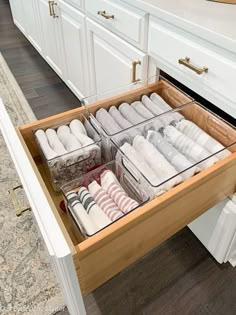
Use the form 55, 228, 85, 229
45, 128, 68, 155
57, 125, 82, 151
70, 119, 87, 135
131, 101, 154, 119
163, 126, 219, 170
176, 119, 231, 160
35, 129, 58, 160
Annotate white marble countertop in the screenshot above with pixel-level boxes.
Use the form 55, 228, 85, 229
122, 0, 236, 54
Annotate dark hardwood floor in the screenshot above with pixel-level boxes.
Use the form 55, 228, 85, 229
0, 0, 81, 119
1, 1, 236, 315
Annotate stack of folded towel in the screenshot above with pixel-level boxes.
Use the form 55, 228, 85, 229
66, 169, 139, 236
96, 93, 231, 196
35, 119, 101, 190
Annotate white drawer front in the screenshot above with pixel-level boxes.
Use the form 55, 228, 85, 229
0, 99, 86, 315
85, 0, 148, 50
148, 17, 236, 118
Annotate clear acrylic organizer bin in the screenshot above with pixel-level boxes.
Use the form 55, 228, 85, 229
110, 102, 236, 199
35, 113, 102, 191
81, 76, 193, 162
61, 160, 150, 238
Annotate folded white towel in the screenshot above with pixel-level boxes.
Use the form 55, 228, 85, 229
96, 108, 122, 135
66, 191, 99, 235
176, 119, 231, 160
45, 128, 68, 155
57, 125, 82, 151
133, 135, 182, 190
146, 130, 197, 180
119, 142, 165, 196
109, 106, 133, 129
164, 126, 218, 170
78, 187, 111, 230
35, 129, 58, 160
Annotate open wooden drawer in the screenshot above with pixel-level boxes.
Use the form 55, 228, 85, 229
0, 81, 236, 315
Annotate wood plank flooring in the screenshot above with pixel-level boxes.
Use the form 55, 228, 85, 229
1, 1, 236, 314
0, 0, 81, 119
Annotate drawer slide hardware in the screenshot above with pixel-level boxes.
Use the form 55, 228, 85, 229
97, 10, 114, 20
49, 1, 58, 18
9, 185, 31, 217
178, 57, 208, 75
132, 60, 141, 83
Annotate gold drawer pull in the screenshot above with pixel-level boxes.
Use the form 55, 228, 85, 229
132, 60, 141, 83
49, 1, 58, 18
8, 185, 31, 217
97, 10, 114, 20
178, 57, 208, 75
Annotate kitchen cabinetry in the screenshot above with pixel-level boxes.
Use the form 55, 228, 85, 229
86, 18, 148, 95
38, 0, 64, 78
24, 0, 44, 54
59, 1, 90, 98
9, 0, 27, 34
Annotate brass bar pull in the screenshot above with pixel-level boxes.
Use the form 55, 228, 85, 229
8, 185, 31, 217
49, 0, 58, 18
48, 0, 53, 16
178, 57, 208, 75
132, 60, 141, 83
97, 10, 114, 19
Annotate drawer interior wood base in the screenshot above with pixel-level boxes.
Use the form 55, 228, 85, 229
17, 81, 236, 296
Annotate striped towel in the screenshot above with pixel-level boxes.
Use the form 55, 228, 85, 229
88, 181, 124, 221
101, 170, 139, 214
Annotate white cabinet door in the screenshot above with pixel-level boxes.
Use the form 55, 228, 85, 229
38, 0, 64, 78
9, 0, 27, 34
0, 99, 86, 315
24, 0, 44, 55
59, 1, 90, 98
86, 18, 148, 95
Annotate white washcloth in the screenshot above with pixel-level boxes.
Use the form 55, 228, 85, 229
78, 187, 111, 230
119, 142, 165, 196
146, 130, 197, 180
45, 128, 68, 155
133, 135, 182, 190
66, 191, 99, 235
57, 125, 82, 151
119, 102, 145, 125
164, 126, 218, 170
96, 108, 122, 135
35, 129, 58, 160
176, 119, 231, 160
70, 119, 87, 135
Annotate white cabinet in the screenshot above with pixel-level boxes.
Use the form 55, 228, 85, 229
38, 0, 64, 78
9, 0, 27, 34
86, 18, 148, 95
24, 0, 44, 54
59, 1, 90, 98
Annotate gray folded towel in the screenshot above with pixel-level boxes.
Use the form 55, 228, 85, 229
131, 101, 154, 119
119, 102, 145, 125
109, 106, 133, 129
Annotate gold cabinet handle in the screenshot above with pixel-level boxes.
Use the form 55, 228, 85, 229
48, 0, 58, 18
132, 60, 141, 83
97, 10, 114, 19
8, 185, 31, 217
178, 57, 208, 75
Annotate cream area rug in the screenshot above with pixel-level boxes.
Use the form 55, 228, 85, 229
0, 53, 65, 315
